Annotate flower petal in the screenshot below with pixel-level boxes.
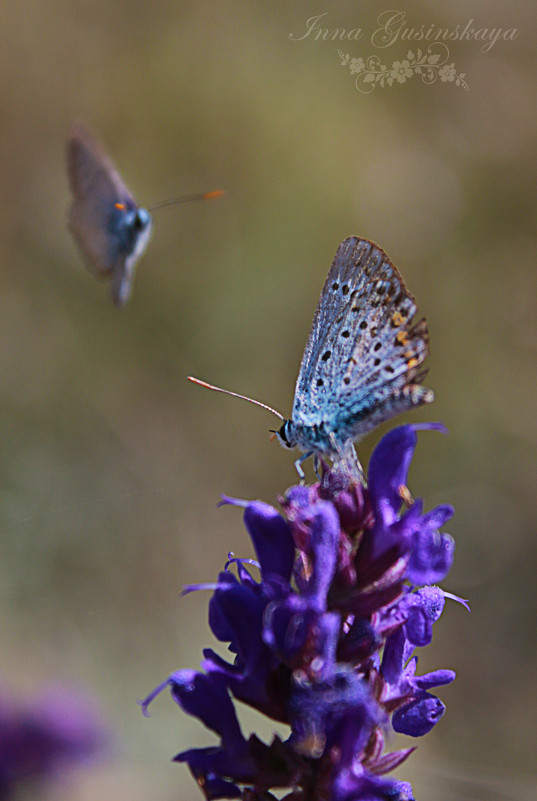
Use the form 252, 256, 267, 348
368, 426, 418, 522
392, 692, 446, 737
244, 502, 295, 583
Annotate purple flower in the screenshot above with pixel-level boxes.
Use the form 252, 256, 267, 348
0, 684, 108, 799
143, 425, 464, 800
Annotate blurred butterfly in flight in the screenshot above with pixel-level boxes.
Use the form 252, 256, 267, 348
66, 122, 223, 307
189, 236, 433, 478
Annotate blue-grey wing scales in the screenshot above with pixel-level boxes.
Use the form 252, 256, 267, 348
291, 236, 432, 445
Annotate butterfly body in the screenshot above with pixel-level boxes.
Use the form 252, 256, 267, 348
275, 236, 433, 470
106, 204, 152, 307
66, 122, 153, 307
107, 202, 152, 266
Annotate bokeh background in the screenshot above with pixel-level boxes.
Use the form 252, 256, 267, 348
1, 1, 536, 799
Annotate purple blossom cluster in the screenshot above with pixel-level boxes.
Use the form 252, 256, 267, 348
0, 685, 107, 799
143, 424, 465, 801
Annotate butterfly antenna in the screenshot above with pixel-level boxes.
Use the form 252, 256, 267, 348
148, 190, 224, 212
188, 376, 284, 421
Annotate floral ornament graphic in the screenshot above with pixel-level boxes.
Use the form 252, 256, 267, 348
339, 43, 469, 93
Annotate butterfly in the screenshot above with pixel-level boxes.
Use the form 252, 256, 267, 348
66, 122, 223, 307
189, 236, 433, 478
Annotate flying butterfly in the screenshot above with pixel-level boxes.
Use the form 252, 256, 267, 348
189, 236, 433, 478
66, 122, 223, 307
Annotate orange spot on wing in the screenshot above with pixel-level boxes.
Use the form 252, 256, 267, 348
407, 357, 419, 369
391, 311, 404, 326
114, 203, 126, 210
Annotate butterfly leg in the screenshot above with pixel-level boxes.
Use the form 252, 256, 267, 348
347, 444, 366, 485
328, 435, 365, 484
294, 451, 314, 483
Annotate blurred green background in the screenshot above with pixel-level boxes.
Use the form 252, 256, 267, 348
1, 1, 536, 799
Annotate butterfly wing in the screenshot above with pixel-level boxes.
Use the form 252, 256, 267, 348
292, 237, 432, 442
66, 122, 139, 278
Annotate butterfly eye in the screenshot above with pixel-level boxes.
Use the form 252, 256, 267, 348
277, 422, 293, 448
133, 208, 151, 231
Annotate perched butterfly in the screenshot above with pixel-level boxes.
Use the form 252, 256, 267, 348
66, 122, 223, 307
189, 236, 433, 477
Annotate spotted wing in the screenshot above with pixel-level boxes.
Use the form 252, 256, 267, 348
292, 237, 432, 440
66, 122, 137, 277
